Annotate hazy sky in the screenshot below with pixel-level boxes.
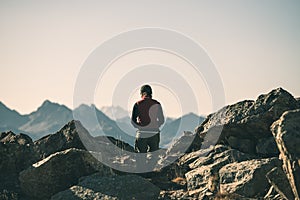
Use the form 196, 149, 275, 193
1, 1, 300, 118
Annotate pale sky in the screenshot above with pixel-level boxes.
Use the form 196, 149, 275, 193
1, 1, 300, 118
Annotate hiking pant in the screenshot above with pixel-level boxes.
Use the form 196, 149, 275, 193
135, 131, 160, 171
135, 131, 160, 153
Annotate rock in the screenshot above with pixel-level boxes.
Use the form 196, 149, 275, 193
219, 158, 281, 198
256, 137, 279, 157
0, 190, 19, 200
271, 109, 300, 199
158, 145, 253, 198
159, 189, 190, 200
264, 186, 284, 200
0, 131, 37, 191
185, 145, 255, 194
266, 167, 294, 200
34, 120, 136, 172
156, 139, 210, 183
175, 146, 214, 177
189, 145, 255, 170
34, 120, 87, 159
19, 148, 113, 200
196, 88, 298, 156
159, 131, 203, 171
51, 173, 160, 200
166, 131, 203, 156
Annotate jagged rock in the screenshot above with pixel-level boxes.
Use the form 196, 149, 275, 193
271, 109, 300, 199
266, 167, 294, 200
264, 186, 284, 200
51, 173, 160, 200
34, 120, 87, 159
155, 134, 208, 183
196, 88, 298, 156
219, 158, 281, 198
159, 189, 190, 200
19, 148, 113, 200
185, 145, 255, 195
166, 131, 203, 156
0, 131, 37, 191
34, 120, 134, 160
158, 131, 203, 172
174, 146, 214, 177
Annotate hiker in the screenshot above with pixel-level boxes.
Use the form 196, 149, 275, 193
131, 84, 165, 156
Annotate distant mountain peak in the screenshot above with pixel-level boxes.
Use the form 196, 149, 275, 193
0, 101, 19, 113
35, 100, 71, 113
42, 99, 52, 105
101, 105, 128, 120
40, 100, 63, 108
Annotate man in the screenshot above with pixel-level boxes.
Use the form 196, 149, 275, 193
131, 84, 165, 153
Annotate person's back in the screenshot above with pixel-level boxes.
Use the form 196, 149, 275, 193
131, 85, 164, 153
132, 96, 164, 131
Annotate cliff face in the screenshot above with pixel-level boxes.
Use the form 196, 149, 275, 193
0, 88, 299, 200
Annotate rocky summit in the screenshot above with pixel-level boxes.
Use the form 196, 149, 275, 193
0, 87, 299, 200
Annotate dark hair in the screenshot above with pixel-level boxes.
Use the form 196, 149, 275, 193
140, 85, 152, 96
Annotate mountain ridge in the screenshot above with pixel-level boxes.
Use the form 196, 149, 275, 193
0, 100, 204, 145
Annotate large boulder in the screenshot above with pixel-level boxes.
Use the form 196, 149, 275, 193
158, 131, 203, 172
185, 145, 255, 196
165, 131, 203, 157
0, 131, 37, 191
34, 120, 135, 166
19, 148, 113, 200
271, 109, 300, 199
196, 88, 298, 156
219, 158, 281, 198
34, 120, 87, 159
51, 173, 160, 200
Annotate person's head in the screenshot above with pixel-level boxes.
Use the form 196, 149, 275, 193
140, 84, 152, 97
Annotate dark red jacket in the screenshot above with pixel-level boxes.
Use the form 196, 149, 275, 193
131, 96, 165, 131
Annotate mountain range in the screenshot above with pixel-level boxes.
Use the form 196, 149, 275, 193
0, 100, 204, 146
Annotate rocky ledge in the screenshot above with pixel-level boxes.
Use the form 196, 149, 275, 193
0, 88, 299, 200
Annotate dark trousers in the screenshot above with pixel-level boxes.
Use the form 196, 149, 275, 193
135, 131, 160, 153
135, 131, 160, 172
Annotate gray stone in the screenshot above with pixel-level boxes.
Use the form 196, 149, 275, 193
266, 167, 294, 200
219, 158, 281, 198
34, 120, 86, 159
51, 173, 160, 200
185, 146, 254, 194
0, 132, 37, 191
264, 186, 285, 200
271, 109, 300, 199
196, 88, 298, 155
19, 148, 113, 200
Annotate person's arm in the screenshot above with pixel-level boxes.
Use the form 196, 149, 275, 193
131, 103, 140, 128
157, 103, 165, 127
